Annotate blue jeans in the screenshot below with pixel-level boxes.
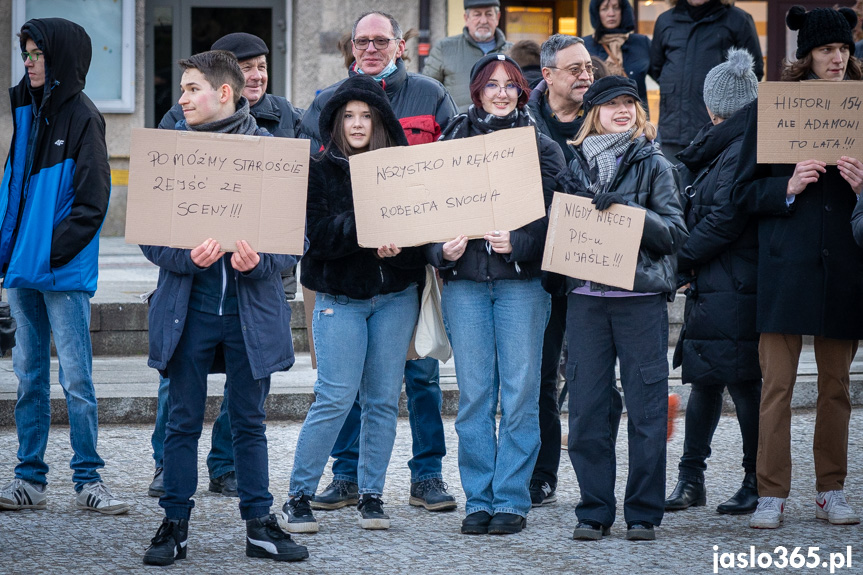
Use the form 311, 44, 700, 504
330, 357, 445, 484
8, 288, 103, 490
289, 287, 419, 497
566, 293, 668, 528
161, 309, 272, 521
442, 278, 550, 518
152, 374, 235, 479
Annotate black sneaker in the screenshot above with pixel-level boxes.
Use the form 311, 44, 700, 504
143, 518, 188, 566
409, 478, 457, 511
281, 494, 319, 533
573, 520, 610, 540
147, 467, 164, 498
529, 480, 557, 507
626, 521, 655, 541
357, 495, 390, 530
310, 479, 358, 510
208, 471, 238, 498
246, 513, 309, 562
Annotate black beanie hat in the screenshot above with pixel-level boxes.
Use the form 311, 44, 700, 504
464, 0, 500, 8
786, 6, 857, 59
469, 53, 523, 84
318, 75, 409, 149
581, 75, 639, 115
211, 32, 269, 61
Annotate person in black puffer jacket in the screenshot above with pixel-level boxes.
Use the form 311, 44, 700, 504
649, 0, 763, 159
665, 48, 761, 517
424, 54, 564, 536
283, 75, 426, 533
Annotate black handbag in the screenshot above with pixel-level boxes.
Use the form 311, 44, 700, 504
0, 281, 17, 356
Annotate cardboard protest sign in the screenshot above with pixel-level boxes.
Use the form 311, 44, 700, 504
349, 126, 546, 247
125, 128, 309, 254
541, 192, 646, 291
758, 81, 863, 164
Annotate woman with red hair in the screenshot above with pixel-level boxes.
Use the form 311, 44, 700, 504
425, 54, 564, 535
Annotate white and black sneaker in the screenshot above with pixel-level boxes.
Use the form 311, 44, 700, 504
246, 513, 309, 562
530, 480, 557, 507
358, 494, 390, 530
281, 494, 319, 533
0, 478, 47, 510
75, 481, 131, 515
143, 518, 188, 566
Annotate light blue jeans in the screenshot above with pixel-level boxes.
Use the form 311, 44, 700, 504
8, 288, 104, 490
289, 286, 419, 497
442, 278, 550, 517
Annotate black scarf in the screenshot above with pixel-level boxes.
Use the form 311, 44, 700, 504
685, 0, 722, 22
442, 105, 533, 141
185, 97, 259, 135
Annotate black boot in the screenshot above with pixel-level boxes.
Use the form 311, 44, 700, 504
143, 518, 188, 566
664, 480, 706, 511
246, 513, 309, 562
716, 472, 758, 515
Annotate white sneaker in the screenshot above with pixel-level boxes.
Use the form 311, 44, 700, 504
749, 497, 785, 529
816, 490, 860, 525
75, 481, 131, 515
0, 478, 47, 510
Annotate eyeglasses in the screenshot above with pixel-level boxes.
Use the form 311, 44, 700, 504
483, 82, 522, 98
352, 37, 398, 50
21, 51, 44, 62
546, 64, 594, 77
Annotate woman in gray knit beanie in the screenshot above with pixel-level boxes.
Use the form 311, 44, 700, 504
665, 47, 763, 518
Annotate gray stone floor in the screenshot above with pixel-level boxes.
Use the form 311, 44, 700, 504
0, 410, 861, 574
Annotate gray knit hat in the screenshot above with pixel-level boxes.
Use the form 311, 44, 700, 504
702, 48, 758, 120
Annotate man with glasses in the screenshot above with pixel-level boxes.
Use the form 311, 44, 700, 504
423, 0, 512, 112
293, 11, 458, 521
0, 18, 129, 515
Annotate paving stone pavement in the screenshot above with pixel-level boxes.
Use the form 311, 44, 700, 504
0, 409, 860, 574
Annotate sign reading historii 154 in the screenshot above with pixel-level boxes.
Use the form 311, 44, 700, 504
758, 81, 863, 164
125, 128, 309, 255
349, 126, 547, 248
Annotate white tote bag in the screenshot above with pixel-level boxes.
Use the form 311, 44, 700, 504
414, 265, 452, 362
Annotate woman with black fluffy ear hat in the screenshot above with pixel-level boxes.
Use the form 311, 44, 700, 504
283, 74, 427, 533
735, 5, 863, 531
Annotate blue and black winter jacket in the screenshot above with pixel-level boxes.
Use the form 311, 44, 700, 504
0, 18, 110, 295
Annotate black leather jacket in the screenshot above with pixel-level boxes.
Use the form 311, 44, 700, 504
563, 137, 687, 294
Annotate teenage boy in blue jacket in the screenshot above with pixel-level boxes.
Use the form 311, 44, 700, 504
140, 50, 308, 566
0, 18, 129, 516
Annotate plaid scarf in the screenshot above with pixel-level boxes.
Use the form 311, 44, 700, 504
580, 129, 635, 194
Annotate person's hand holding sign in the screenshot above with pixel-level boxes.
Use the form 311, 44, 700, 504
484, 230, 512, 254
191, 238, 223, 268
231, 240, 260, 272
377, 243, 401, 258
838, 156, 863, 196
786, 159, 826, 198
443, 234, 469, 261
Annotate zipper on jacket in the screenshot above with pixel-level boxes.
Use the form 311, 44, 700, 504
219, 258, 227, 316
379, 264, 385, 284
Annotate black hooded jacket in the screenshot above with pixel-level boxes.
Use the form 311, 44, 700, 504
299, 75, 426, 299
673, 108, 760, 386
0, 18, 109, 294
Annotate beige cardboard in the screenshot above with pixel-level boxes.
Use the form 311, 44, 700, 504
125, 127, 309, 254
349, 126, 546, 247
541, 192, 646, 291
758, 81, 863, 165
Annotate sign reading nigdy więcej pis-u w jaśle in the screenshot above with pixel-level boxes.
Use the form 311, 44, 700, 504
125, 128, 309, 254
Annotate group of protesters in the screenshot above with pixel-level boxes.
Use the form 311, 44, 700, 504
1, 0, 862, 566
